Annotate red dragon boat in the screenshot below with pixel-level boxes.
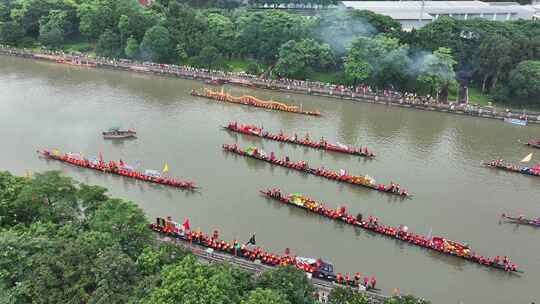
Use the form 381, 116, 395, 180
191, 88, 321, 116
483, 159, 540, 177
260, 189, 522, 274
37, 149, 197, 190
150, 216, 380, 291
222, 144, 409, 197
224, 122, 375, 158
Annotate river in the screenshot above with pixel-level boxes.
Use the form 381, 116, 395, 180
1, 55, 539, 304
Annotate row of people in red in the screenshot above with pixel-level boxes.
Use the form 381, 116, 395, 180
226, 122, 374, 157
223, 144, 409, 197
151, 216, 377, 289
261, 189, 519, 273
38, 150, 196, 189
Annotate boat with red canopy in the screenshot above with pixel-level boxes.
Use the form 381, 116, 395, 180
222, 143, 409, 197
36, 149, 197, 190
150, 216, 379, 291
224, 121, 374, 158
259, 188, 522, 274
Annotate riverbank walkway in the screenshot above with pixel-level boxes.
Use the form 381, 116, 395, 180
156, 235, 389, 304
2, 45, 538, 125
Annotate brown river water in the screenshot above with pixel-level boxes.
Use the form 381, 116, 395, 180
1, 56, 539, 304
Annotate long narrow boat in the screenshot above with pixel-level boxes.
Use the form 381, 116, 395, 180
483, 160, 540, 177
222, 144, 409, 197
103, 127, 137, 139
224, 122, 375, 158
501, 213, 540, 227
260, 189, 522, 274
519, 139, 540, 149
191, 88, 321, 116
150, 216, 380, 291
37, 149, 197, 190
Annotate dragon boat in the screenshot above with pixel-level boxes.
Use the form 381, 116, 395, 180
36, 149, 197, 190
224, 122, 374, 157
222, 144, 409, 197
191, 88, 321, 116
260, 188, 522, 274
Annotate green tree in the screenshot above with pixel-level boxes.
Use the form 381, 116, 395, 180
274, 39, 335, 79
125, 36, 139, 59
384, 295, 431, 304
14, 171, 78, 225
77, 183, 108, 218
241, 288, 290, 304
144, 255, 247, 304
508, 60, 540, 103
96, 29, 122, 58
39, 10, 70, 47
90, 246, 140, 304
348, 10, 401, 34
88, 198, 151, 258
0, 171, 27, 227
136, 243, 188, 275
196, 45, 220, 69
327, 287, 369, 304
256, 265, 316, 304
164, 3, 208, 57
475, 34, 513, 92
140, 25, 173, 62
235, 11, 312, 63
347, 35, 411, 89
206, 13, 234, 57
417, 47, 457, 103
0, 21, 25, 44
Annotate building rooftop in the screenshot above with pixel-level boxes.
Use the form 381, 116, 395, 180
341, 1, 536, 17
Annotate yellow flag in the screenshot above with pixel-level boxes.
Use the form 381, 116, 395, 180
53, 149, 60, 156
25, 170, 32, 178
520, 153, 533, 163
163, 163, 169, 173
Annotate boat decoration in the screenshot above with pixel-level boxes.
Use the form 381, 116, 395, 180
504, 118, 527, 126
36, 149, 197, 190
260, 188, 522, 274
224, 122, 374, 158
150, 216, 379, 291
483, 159, 540, 177
102, 127, 137, 139
501, 213, 540, 227
222, 143, 408, 197
191, 88, 321, 116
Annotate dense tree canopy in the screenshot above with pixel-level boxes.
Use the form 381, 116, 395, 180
0, 0, 538, 105
507, 60, 540, 103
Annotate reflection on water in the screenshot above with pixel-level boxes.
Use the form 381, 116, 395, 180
1, 56, 539, 304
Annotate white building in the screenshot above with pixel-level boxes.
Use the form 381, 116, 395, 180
340, 1, 538, 30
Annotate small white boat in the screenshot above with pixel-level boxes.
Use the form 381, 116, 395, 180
504, 118, 527, 126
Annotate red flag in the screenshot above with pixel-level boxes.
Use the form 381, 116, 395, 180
119, 159, 124, 167
182, 217, 190, 231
